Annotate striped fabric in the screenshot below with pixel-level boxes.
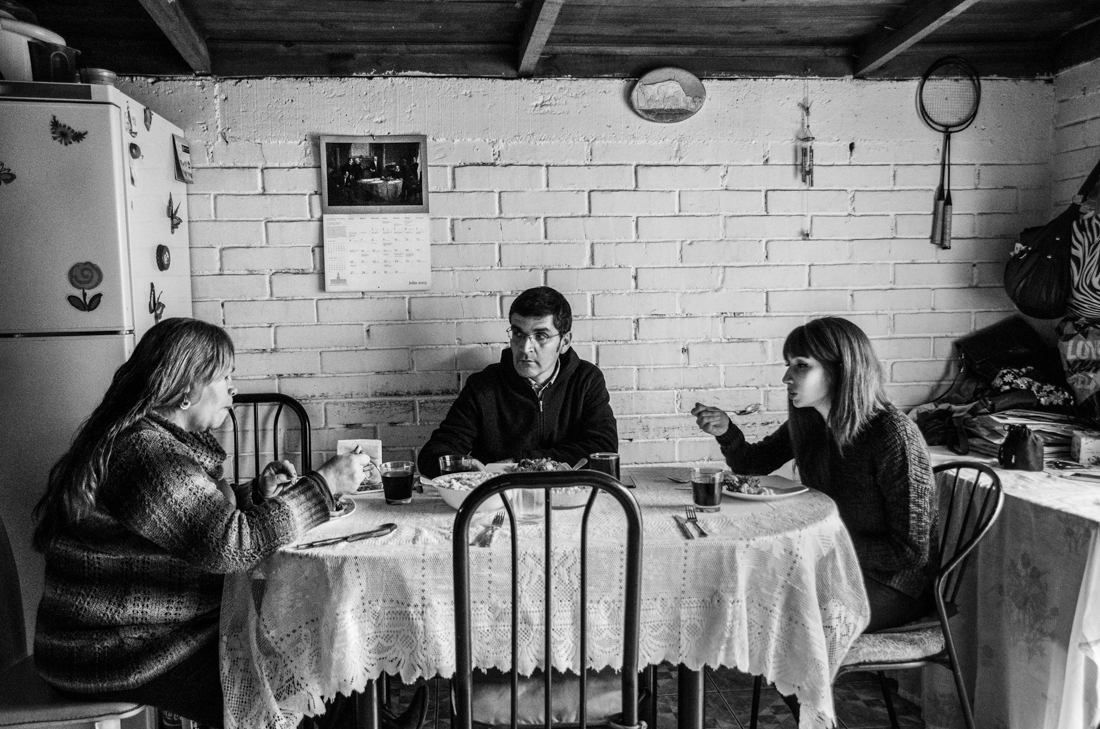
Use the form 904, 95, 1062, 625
1067, 215, 1100, 320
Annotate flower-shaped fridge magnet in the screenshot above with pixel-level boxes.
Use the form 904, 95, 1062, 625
67, 262, 104, 311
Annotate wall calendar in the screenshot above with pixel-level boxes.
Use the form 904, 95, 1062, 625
323, 214, 431, 292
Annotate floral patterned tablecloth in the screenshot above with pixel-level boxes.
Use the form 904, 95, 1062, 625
219, 467, 870, 729
908, 449, 1100, 729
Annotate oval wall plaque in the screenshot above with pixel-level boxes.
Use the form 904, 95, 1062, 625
630, 67, 706, 123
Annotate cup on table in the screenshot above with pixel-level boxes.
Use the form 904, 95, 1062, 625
691, 467, 723, 512
439, 455, 478, 475
508, 488, 545, 523
380, 461, 415, 505
588, 452, 620, 480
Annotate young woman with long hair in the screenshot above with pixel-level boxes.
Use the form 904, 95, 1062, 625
692, 316, 937, 631
32, 318, 373, 727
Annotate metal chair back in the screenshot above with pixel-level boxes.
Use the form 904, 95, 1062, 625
932, 461, 1004, 607
452, 470, 644, 729
228, 393, 312, 483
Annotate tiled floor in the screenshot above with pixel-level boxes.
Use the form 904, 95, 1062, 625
391, 665, 924, 729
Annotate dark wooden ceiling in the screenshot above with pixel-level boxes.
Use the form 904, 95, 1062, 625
15, 0, 1100, 79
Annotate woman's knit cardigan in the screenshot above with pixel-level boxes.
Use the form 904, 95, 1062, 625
34, 415, 332, 692
716, 403, 937, 600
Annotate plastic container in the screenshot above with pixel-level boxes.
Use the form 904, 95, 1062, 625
0, 17, 64, 81
80, 67, 116, 86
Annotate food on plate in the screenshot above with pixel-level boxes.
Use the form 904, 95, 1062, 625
433, 471, 495, 491
721, 472, 771, 496
503, 458, 590, 506
508, 458, 571, 472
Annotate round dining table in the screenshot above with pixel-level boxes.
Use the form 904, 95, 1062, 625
220, 466, 869, 729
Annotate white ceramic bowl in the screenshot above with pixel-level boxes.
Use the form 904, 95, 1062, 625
431, 471, 505, 511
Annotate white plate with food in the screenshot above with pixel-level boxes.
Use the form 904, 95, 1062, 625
721, 473, 808, 501
486, 459, 593, 509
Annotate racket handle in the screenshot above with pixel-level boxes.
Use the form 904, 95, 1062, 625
941, 199, 953, 249
930, 196, 945, 247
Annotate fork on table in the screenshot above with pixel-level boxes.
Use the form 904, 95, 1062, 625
685, 506, 708, 537
474, 511, 505, 547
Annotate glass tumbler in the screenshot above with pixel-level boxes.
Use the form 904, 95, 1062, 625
690, 467, 723, 512
508, 488, 545, 523
381, 461, 415, 505
588, 452, 620, 480
439, 455, 478, 475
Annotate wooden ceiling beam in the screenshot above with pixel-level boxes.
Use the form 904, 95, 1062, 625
518, 0, 566, 76
136, 0, 211, 74
1054, 13, 1100, 72
208, 41, 516, 77
854, 0, 984, 77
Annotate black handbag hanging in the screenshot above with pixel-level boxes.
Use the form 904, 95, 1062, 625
1004, 155, 1100, 319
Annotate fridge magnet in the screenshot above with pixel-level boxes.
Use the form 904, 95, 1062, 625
320, 135, 428, 214
629, 67, 706, 123
50, 115, 87, 145
149, 282, 166, 322
0, 162, 14, 186
166, 193, 182, 233
144, 108, 154, 131
172, 135, 193, 183
129, 143, 142, 159
125, 104, 137, 138
67, 262, 103, 312
156, 244, 171, 271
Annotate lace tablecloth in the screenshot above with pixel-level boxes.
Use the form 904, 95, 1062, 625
221, 467, 870, 729
908, 450, 1100, 729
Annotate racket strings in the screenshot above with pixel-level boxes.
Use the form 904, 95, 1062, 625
922, 81, 978, 126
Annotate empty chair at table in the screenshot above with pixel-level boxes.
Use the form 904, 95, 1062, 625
451, 470, 647, 729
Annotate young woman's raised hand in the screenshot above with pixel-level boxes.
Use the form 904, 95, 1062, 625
691, 402, 731, 437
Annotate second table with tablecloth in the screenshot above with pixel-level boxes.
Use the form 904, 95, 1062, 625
905, 449, 1100, 729
220, 466, 870, 729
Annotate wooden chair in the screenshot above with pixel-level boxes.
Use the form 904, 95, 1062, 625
750, 460, 1004, 729
452, 470, 647, 729
0, 513, 147, 729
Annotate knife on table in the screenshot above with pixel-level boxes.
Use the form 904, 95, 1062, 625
294, 523, 397, 549
673, 515, 695, 540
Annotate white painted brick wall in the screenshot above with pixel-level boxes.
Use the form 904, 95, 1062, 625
119, 73, 1059, 465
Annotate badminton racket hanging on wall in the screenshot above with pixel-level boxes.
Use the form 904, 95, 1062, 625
918, 56, 981, 250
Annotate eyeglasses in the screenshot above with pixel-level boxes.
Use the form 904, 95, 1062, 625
507, 328, 563, 347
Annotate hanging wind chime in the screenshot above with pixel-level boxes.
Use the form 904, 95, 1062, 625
798, 97, 814, 187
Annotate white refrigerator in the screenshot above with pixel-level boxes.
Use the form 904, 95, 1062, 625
0, 81, 192, 643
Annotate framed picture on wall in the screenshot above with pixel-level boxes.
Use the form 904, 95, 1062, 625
320, 134, 428, 214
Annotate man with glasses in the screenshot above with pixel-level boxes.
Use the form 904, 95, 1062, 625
417, 286, 617, 478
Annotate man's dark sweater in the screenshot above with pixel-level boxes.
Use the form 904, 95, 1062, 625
417, 348, 617, 477
716, 403, 937, 599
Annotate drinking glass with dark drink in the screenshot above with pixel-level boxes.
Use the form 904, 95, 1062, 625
381, 461, 415, 505
439, 455, 478, 475
588, 452, 620, 480
691, 466, 722, 512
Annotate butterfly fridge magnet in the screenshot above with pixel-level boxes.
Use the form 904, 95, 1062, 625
166, 193, 182, 233
50, 116, 87, 146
